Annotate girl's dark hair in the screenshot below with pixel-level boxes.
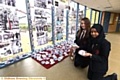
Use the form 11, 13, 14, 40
77, 17, 91, 38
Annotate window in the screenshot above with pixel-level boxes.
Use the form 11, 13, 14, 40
109, 13, 114, 24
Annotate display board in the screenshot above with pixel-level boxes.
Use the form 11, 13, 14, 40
34, 0, 49, 46
0, 0, 22, 58
68, 1, 77, 41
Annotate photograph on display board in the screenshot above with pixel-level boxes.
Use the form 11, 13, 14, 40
55, 1, 58, 6
55, 8, 64, 40
34, 9, 45, 16
56, 8, 64, 17
35, 17, 48, 45
48, 0, 53, 4
0, 6, 22, 58
35, 16, 48, 45
0, 0, 16, 7
0, 32, 13, 57
0, 6, 19, 30
34, 0, 46, 9
10, 29, 22, 54
44, 8, 52, 41
5, 0, 16, 7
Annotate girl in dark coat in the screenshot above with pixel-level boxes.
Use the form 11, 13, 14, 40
73, 17, 91, 68
80, 24, 117, 80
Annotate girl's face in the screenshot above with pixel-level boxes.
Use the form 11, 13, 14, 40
81, 20, 86, 30
91, 28, 99, 38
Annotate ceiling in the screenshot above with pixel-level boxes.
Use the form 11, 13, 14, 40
73, 0, 120, 13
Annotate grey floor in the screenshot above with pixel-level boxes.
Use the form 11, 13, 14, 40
0, 33, 120, 80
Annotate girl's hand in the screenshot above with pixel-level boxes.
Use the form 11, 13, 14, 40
80, 52, 92, 57
72, 45, 79, 49
84, 53, 92, 57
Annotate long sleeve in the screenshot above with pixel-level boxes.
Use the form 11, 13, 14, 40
91, 40, 111, 62
74, 30, 79, 44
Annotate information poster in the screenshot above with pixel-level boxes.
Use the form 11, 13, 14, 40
34, 0, 48, 46
69, 7, 76, 34
68, 2, 77, 40
0, 0, 22, 58
55, 8, 64, 40
54, 0, 67, 41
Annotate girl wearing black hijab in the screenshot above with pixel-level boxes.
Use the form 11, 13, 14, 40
79, 24, 117, 80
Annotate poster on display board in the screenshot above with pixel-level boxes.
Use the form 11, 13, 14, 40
54, 0, 67, 40
68, 7, 76, 35
34, 0, 49, 46
0, 0, 22, 58
46, 0, 53, 41
67, 1, 77, 36
55, 7, 64, 40
0, 0, 16, 7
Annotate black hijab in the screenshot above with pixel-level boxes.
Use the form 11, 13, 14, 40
90, 24, 105, 44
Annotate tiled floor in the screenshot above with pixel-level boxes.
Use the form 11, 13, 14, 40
0, 33, 120, 80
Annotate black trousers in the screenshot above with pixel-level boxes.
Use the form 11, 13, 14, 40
88, 68, 113, 80
74, 49, 90, 68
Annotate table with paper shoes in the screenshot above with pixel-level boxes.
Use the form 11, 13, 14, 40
31, 41, 72, 66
